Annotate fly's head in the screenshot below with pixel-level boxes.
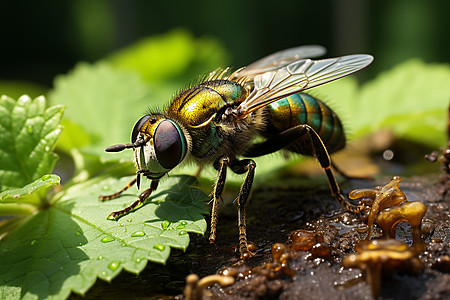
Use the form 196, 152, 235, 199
105, 114, 188, 186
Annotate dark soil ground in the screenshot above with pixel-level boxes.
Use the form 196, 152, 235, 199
72, 169, 450, 300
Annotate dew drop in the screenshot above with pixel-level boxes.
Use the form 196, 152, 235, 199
119, 223, 125, 227
108, 261, 120, 271
75, 231, 82, 236
101, 185, 110, 191
101, 271, 107, 277
41, 174, 51, 181
31, 239, 37, 246
176, 224, 185, 229
135, 258, 142, 263
131, 231, 145, 237
101, 236, 115, 243
181, 221, 188, 225
161, 220, 170, 230
26, 126, 33, 134
153, 244, 165, 251
178, 230, 188, 236
44, 146, 50, 152
97, 256, 104, 260
121, 243, 127, 247
127, 218, 133, 223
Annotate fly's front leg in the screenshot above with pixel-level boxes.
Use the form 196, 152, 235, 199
209, 157, 229, 244
107, 180, 159, 220
230, 159, 257, 260
99, 177, 137, 201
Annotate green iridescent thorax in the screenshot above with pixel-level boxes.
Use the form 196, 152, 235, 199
265, 92, 345, 154
168, 80, 247, 126
166, 80, 248, 159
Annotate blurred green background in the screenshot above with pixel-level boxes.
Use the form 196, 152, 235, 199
1, 0, 449, 88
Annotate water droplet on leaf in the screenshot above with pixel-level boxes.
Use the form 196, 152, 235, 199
161, 220, 170, 230
153, 244, 165, 251
131, 231, 145, 237
176, 224, 185, 229
101, 236, 115, 243
108, 261, 120, 271
31, 240, 37, 246
178, 230, 188, 236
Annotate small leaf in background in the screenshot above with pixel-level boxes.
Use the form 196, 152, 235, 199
108, 28, 230, 83
0, 175, 208, 299
48, 62, 153, 156
0, 174, 60, 217
0, 95, 63, 191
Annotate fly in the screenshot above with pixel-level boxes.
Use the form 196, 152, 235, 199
100, 45, 373, 259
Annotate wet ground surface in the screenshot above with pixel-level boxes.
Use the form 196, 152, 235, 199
71, 171, 450, 300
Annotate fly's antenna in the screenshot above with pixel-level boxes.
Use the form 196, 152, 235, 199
104, 137, 148, 152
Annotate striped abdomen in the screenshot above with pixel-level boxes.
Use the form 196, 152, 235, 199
264, 92, 345, 155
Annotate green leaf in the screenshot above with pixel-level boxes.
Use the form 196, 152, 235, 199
0, 95, 63, 191
0, 174, 60, 216
0, 175, 208, 299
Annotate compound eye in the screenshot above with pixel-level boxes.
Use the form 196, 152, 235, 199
131, 115, 151, 143
154, 120, 187, 169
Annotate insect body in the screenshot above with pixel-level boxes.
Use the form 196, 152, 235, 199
100, 46, 373, 259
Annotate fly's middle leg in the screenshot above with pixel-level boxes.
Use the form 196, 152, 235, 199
230, 158, 257, 260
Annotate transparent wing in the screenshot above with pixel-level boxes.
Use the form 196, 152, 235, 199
236, 54, 374, 116
230, 45, 326, 81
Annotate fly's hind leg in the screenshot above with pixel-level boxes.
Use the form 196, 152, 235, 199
245, 124, 362, 213
304, 125, 362, 213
